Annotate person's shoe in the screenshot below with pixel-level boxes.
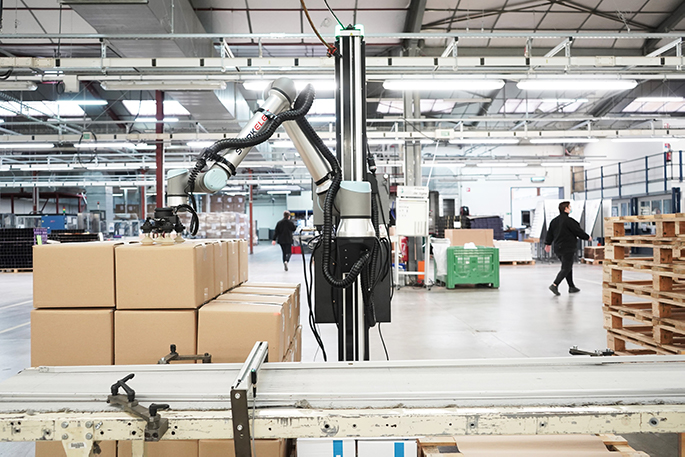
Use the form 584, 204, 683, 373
284, 261, 288, 271
549, 284, 560, 296
569, 286, 581, 293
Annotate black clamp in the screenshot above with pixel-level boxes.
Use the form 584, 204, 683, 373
158, 344, 212, 364
107, 374, 170, 442
569, 346, 615, 357
256, 107, 276, 120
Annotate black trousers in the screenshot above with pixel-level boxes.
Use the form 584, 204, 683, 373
279, 243, 292, 263
553, 251, 576, 288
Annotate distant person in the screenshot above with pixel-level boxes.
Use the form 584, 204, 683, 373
544, 201, 591, 296
272, 210, 296, 271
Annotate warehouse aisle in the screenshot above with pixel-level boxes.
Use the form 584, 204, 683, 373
0, 247, 679, 456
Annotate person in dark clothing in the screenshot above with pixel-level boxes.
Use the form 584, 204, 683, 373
272, 210, 297, 271
544, 201, 592, 296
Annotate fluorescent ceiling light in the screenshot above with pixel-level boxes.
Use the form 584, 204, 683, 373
122, 100, 190, 116
476, 162, 528, 167
74, 142, 135, 149
611, 137, 680, 143
134, 143, 156, 150
57, 100, 107, 106
529, 138, 598, 144
450, 138, 520, 145
267, 190, 292, 195
369, 139, 402, 145
272, 139, 336, 148
0, 119, 4, 124
101, 81, 227, 91
0, 81, 38, 91
530, 176, 546, 182
0, 101, 85, 117
0, 143, 54, 149
244, 80, 336, 92
188, 141, 216, 148
135, 117, 179, 123
635, 97, 685, 102
383, 80, 505, 91
517, 79, 638, 92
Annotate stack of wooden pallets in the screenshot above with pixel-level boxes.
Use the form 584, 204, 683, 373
603, 213, 685, 355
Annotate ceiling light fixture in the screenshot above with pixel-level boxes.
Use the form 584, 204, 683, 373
74, 142, 135, 149
383, 80, 505, 92
100, 81, 227, 91
0, 81, 38, 91
476, 162, 528, 167
611, 137, 681, 143
0, 143, 54, 149
267, 190, 292, 195
135, 117, 180, 123
529, 138, 599, 144
634, 97, 685, 103
449, 138, 520, 145
517, 79, 638, 92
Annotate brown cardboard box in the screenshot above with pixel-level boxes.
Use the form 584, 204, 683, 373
214, 241, 229, 295
115, 310, 196, 365
444, 229, 494, 247
242, 282, 300, 330
230, 287, 297, 343
36, 441, 116, 457
33, 242, 124, 309
284, 325, 302, 362
238, 239, 248, 283
199, 439, 286, 457
584, 246, 605, 260
197, 301, 286, 363
115, 243, 214, 309
31, 309, 114, 367
115, 204, 126, 213
118, 440, 198, 457
214, 293, 292, 348
226, 240, 240, 289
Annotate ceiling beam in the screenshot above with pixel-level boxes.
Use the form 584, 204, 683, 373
644, 0, 685, 54
402, 0, 427, 56
551, 0, 652, 31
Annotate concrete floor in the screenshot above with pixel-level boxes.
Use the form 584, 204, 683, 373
0, 244, 680, 456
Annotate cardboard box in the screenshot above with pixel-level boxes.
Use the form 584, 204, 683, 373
33, 242, 124, 309
117, 440, 198, 457
199, 439, 286, 457
36, 440, 116, 457
297, 439, 355, 457
238, 239, 248, 283
220, 289, 295, 346
242, 282, 300, 329
453, 435, 615, 455
198, 301, 286, 363
584, 246, 605, 260
31, 309, 114, 367
357, 439, 417, 457
284, 325, 301, 362
444, 229, 494, 248
115, 243, 214, 309
115, 310, 197, 365
226, 240, 240, 289
214, 241, 229, 295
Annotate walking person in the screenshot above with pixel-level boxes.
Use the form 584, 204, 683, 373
272, 210, 297, 271
545, 201, 592, 296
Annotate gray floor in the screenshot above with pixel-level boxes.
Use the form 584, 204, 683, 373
0, 245, 680, 456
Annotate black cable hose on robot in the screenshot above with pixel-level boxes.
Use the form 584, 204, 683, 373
174, 204, 199, 236
294, 115, 371, 289
185, 85, 317, 195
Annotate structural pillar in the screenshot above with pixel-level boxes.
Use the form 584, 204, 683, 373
249, 169, 254, 255
403, 91, 422, 276
155, 90, 165, 209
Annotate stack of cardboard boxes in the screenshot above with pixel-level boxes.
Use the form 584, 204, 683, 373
31, 238, 298, 457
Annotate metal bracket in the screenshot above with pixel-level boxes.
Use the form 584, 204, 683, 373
106, 374, 170, 442
231, 341, 269, 457
158, 344, 212, 364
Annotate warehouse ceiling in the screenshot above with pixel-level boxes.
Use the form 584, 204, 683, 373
2, 0, 685, 191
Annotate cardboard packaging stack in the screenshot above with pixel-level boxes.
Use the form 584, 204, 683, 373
31, 240, 301, 457
190, 212, 249, 239
30, 239, 250, 457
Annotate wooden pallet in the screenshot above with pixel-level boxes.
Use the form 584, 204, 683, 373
499, 260, 535, 265
581, 257, 604, 265
607, 327, 685, 355
418, 435, 650, 456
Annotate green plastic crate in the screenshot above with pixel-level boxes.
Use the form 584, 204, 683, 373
446, 246, 500, 289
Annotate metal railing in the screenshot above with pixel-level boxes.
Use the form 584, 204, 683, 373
572, 151, 683, 199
